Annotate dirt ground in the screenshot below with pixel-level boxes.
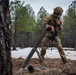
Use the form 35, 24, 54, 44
12, 57, 76, 75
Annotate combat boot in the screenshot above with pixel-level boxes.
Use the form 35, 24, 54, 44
57, 45, 68, 64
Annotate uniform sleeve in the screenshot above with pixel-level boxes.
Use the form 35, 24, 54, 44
58, 21, 63, 30
42, 14, 51, 27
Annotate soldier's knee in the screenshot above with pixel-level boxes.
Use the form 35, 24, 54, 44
56, 42, 62, 47
55, 37, 62, 47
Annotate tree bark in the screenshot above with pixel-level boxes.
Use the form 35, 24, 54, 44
0, 0, 13, 75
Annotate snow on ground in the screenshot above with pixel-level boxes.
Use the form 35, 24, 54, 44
11, 47, 76, 60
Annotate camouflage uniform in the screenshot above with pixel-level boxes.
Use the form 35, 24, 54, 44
40, 7, 68, 64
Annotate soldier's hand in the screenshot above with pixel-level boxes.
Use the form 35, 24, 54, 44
56, 19, 61, 25
46, 25, 54, 32
46, 25, 50, 29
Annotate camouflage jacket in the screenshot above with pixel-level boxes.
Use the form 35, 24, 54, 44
42, 14, 62, 36
42, 14, 62, 29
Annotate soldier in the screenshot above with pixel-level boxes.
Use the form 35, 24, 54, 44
40, 6, 68, 64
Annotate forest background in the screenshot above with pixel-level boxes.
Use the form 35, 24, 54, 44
10, 0, 76, 50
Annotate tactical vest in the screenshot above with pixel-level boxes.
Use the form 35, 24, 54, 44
48, 15, 61, 37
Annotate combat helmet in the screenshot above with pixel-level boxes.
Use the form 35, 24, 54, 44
53, 6, 63, 16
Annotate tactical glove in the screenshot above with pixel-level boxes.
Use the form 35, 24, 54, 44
46, 25, 54, 32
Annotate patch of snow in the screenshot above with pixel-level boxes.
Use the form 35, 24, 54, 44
11, 47, 76, 60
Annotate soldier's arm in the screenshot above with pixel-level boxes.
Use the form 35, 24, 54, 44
42, 14, 51, 28
42, 14, 55, 32
58, 21, 63, 30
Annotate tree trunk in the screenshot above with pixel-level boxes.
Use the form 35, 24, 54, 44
0, 0, 13, 75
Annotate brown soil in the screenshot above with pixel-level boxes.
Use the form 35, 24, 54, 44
12, 57, 76, 75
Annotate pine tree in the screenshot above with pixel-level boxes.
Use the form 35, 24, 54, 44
0, 0, 13, 75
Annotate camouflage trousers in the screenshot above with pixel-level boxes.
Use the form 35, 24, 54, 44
40, 32, 68, 64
